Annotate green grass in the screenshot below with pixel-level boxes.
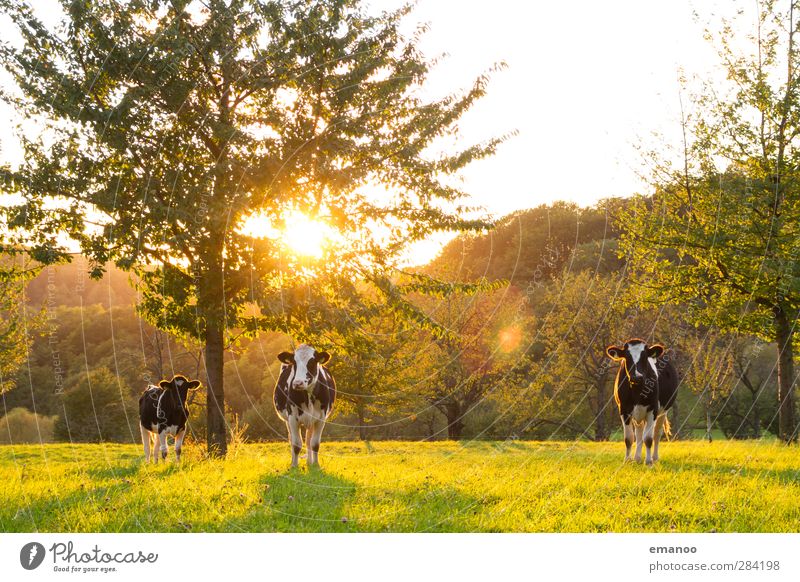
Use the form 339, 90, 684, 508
1, 440, 798, 532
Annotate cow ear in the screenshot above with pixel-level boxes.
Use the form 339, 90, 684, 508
648, 344, 665, 358
158, 380, 171, 389
277, 351, 294, 364
187, 380, 201, 391
315, 351, 331, 365
606, 346, 624, 360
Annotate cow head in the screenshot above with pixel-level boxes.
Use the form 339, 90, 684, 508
277, 344, 331, 391
159, 375, 201, 403
606, 339, 664, 385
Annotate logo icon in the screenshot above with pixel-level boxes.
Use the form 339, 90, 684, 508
20, 542, 46, 570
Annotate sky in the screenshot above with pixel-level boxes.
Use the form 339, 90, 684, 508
0, 0, 741, 261
388, 0, 722, 216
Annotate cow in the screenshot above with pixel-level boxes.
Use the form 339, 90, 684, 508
606, 339, 678, 465
139, 375, 200, 463
273, 344, 336, 468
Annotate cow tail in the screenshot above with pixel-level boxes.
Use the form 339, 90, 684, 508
663, 415, 672, 441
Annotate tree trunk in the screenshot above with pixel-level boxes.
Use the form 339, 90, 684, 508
671, 396, 681, 440
445, 401, 464, 440
705, 406, 713, 443
753, 404, 762, 439
203, 243, 227, 457
594, 380, 608, 441
357, 400, 367, 441
205, 319, 227, 457
774, 305, 797, 443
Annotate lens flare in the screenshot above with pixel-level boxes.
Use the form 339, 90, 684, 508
498, 325, 522, 353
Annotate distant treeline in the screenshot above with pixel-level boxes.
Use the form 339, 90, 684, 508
1, 200, 787, 445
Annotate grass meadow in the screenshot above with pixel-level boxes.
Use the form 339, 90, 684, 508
1, 440, 798, 533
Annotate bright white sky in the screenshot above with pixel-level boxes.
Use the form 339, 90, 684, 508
0, 0, 742, 261
392, 0, 724, 216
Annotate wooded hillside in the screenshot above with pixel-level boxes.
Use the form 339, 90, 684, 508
2, 199, 786, 445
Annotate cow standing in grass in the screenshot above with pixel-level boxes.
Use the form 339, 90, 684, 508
273, 345, 335, 468
606, 339, 678, 465
139, 375, 200, 463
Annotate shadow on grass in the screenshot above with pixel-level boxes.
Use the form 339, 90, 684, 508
662, 458, 800, 484
2, 473, 142, 532
367, 486, 487, 533
205, 466, 359, 532
86, 458, 144, 480
1, 456, 206, 532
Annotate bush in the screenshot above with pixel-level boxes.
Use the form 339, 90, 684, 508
0, 407, 56, 443
242, 397, 286, 441
54, 368, 137, 442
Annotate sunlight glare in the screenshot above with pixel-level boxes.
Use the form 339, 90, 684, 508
282, 211, 328, 258
239, 210, 330, 259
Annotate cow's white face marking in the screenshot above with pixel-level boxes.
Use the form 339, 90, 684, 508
627, 342, 646, 377
627, 342, 645, 362
289, 344, 319, 390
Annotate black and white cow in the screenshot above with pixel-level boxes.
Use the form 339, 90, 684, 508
139, 375, 200, 463
273, 344, 336, 468
606, 339, 678, 465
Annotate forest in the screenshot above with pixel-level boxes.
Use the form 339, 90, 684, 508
1, 199, 785, 446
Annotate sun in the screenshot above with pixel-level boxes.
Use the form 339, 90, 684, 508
239, 210, 330, 259
281, 211, 328, 259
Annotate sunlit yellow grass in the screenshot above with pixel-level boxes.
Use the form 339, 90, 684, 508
0, 441, 797, 532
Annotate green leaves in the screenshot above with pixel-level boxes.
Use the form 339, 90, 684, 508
1, 0, 504, 447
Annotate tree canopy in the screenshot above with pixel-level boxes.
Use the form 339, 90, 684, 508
0, 0, 507, 454
620, 0, 800, 442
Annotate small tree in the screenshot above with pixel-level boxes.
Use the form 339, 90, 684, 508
326, 311, 415, 441
414, 285, 525, 440
1, 0, 507, 455
677, 331, 734, 441
719, 337, 780, 438
532, 270, 646, 441
621, 1, 800, 442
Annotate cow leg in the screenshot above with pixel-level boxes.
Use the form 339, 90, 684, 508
140, 425, 151, 462
309, 420, 325, 466
287, 416, 302, 468
633, 421, 644, 463
620, 415, 634, 462
643, 411, 656, 466
158, 430, 168, 462
305, 423, 316, 465
653, 414, 666, 462
175, 428, 186, 463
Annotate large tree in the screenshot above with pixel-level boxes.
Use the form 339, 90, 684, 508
0, 251, 37, 394
621, 0, 800, 442
0, 0, 505, 454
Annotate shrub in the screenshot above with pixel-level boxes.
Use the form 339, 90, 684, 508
0, 407, 56, 443
242, 398, 285, 441
54, 368, 137, 442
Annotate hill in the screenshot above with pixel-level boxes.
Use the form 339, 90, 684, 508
425, 199, 631, 283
